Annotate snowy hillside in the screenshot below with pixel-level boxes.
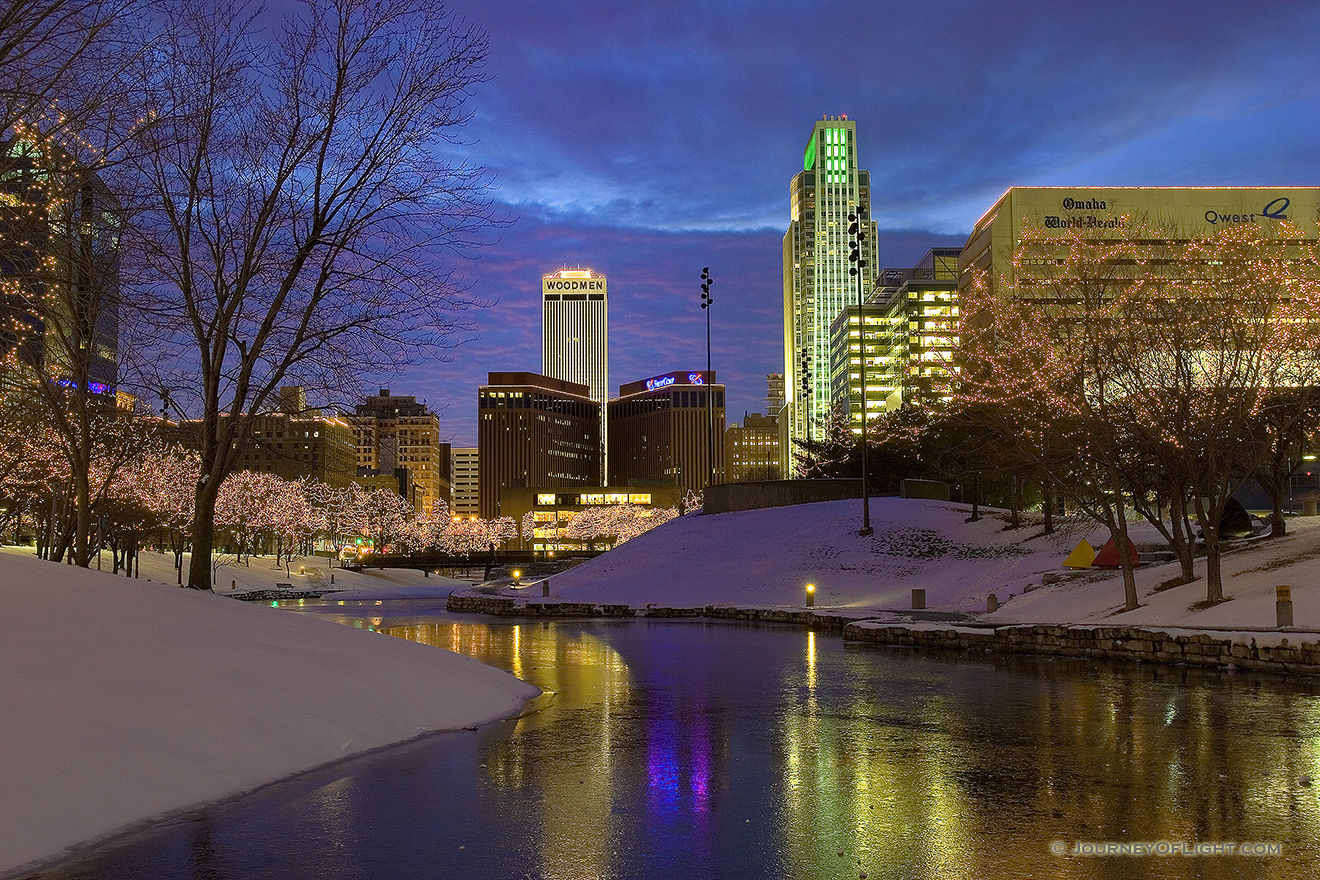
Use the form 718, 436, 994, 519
542, 497, 1076, 611
537, 497, 1320, 630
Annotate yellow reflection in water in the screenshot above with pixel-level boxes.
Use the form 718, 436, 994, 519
806, 631, 817, 692
380, 619, 631, 880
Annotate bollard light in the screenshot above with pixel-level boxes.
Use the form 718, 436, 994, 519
1277, 584, 1294, 628
512, 569, 522, 586
805, 583, 816, 607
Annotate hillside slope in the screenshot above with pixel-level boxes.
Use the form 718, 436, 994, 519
545, 497, 1075, 611
537, 497, 1320, 630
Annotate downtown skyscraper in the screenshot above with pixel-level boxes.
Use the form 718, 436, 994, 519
782, 116, 878, 455
542, 267, 608, 480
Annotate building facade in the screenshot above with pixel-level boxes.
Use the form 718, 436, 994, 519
828, 304, 895, 428
766, 373, 785, 420
542, 267, 608, 481
478, 372, 601, 519
234, 412, 357, 486
608, 370, 725, 495
960, 187, 1320, 292
861, 247, 960, 413
173, 390, 356, 488
0, 138, 120, 394
352, 389, 449, 514
451, 447, 479, 518
500, 485, 683, 553
782, 116, 879, 459
725, 412, 781, 482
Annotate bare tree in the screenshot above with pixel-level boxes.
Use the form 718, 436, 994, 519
0, 0, 141, 142
120, 0, 498, 589
1106, 223, 1320, 602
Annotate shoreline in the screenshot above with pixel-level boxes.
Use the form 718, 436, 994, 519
445, 589, 1320, 676
0, 553, 539, 879
3, 711, 525, 880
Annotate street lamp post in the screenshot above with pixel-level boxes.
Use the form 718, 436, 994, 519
701, 267, 715, 489
848, 207, 873, 536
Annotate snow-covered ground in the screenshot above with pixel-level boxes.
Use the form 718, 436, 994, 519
6, 495, 1319, 875
0, 549, 537, 878
531, 497, 1320, 631
131, 547, 473, 600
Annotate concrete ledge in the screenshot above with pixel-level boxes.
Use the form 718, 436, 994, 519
702, 480, 894, 514
844, 621, 1320, 674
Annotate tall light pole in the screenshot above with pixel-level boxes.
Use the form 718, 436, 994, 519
848, 208, 873, 536
701, 267, 715, 489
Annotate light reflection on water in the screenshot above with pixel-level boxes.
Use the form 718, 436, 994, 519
32, 600, 1320, 880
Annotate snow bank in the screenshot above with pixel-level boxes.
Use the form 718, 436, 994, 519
535, 497, 1320, 632
539, 497, 1071, 611
0, 552, 538, 877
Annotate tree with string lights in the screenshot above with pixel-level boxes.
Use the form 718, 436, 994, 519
959, 217, 1320, 607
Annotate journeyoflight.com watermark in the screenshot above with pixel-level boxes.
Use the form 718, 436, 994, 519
1050, 840, 1282, 857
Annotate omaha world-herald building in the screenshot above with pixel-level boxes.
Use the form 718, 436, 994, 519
959, 187, 1320, 292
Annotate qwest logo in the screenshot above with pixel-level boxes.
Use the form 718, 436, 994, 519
1204, 197, 1291, 226
1262, 197, 1290, 220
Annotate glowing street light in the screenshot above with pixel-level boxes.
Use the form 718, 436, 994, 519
805, 582, 816, 607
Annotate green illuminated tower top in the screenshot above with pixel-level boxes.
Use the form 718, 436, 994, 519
782, 116, 878, 457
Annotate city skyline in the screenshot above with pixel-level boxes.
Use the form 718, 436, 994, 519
370, 1, 1320, 447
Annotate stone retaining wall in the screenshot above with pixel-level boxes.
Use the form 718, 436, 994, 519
445, 591, 868, 632
845, 622, 1320, 674
446, 591, 1320, 675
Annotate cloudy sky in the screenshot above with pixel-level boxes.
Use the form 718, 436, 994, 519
387, 0, 1320, 447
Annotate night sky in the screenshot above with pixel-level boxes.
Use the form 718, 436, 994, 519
385, 0, 1320, 447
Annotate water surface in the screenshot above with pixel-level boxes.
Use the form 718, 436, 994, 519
32, 598, 1320, 879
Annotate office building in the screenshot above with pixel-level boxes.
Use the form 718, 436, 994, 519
0, 138, 120, 394
782, 116, 878, 459
960, 187, 1320, 292
478, 372, 601, 519
352, 389, 449, 514
831, 247, 960, 420
172, 387, 356, 487
542, 267, 608, 481
233, 412, 357, 487
766, 373, 785, 419
829, 304, 895, 428
608, 370, 724, 495
725, 412, 781, 482
874, 248, 959, 409
500, 485, 683, 553
451, 447, 479, 518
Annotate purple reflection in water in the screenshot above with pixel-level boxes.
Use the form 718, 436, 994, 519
647, 718, 680, 810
